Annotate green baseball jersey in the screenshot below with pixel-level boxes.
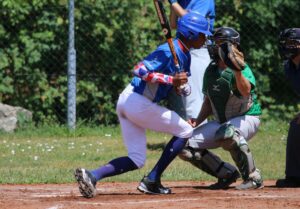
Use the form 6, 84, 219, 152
202, 62, 261, 123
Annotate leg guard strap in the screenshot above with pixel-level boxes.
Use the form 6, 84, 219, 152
179, 147, 237, 179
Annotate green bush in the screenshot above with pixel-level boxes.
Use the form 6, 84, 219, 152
0, 0, 299, 126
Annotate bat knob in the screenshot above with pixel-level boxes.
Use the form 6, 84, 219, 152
180, 83, 191, 97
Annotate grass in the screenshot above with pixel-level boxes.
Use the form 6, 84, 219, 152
0, 119, 289, 184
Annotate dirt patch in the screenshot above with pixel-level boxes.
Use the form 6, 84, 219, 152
0, 180, 300, 209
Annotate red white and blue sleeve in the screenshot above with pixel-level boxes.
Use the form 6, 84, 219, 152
132, 62, 174, 85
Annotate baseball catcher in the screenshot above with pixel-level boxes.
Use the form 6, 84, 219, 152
179, 27, 264, 190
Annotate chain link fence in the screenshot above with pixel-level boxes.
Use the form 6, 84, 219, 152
0, 1, 299, 127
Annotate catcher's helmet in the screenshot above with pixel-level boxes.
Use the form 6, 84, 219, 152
278, 28, 300, 60
213, 27, 240, 45
177, 12, 212, 40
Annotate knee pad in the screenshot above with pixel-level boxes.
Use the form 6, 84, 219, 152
215, 124, 235, 140
179, 147, 238, 179
215, 124, 256, 180
215, 124, 237, 150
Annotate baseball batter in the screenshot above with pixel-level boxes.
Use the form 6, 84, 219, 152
179, 27, 264, 190
276, 28, 300, 188
74, 12, 212, 198
168, 0, 215, 120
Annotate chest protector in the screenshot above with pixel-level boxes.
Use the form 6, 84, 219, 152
207, 66, 253, 123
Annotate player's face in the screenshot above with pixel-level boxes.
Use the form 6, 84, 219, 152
190, 34, 206, 49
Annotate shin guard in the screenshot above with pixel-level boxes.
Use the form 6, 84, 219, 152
215, 124, 256, 180
179, 147, 238, 179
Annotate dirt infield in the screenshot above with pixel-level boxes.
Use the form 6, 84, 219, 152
0, 180, 299, 209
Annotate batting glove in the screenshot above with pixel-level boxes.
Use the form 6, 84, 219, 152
175, 83, 191, 97
180, 83, 191, 97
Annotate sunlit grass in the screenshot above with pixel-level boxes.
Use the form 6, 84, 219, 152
0, 119, 288, 184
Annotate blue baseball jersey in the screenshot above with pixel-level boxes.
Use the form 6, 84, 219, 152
284, 60, 300, 96
131, 39, 191, 103
178, 0, 215, 33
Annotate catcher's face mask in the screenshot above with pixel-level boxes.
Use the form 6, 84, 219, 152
279, 28, 300, 60
279, 38, 300, 60
215, 39, 227, 46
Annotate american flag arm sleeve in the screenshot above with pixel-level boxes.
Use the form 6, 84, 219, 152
132, 62, 173, 85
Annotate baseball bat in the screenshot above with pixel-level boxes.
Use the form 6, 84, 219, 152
153, 0, 191, 96
153, 0, 181, 72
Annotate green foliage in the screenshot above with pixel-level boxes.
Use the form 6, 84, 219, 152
74, 0, 144, 124
0, 0, 299, 125
0, 0, 68, 123
0, 0, 163, 125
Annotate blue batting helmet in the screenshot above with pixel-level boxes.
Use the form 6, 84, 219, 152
177, 12, 212, 40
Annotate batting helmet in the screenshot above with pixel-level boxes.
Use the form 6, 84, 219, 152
213, 27, 240, 45
278, 28, 300, 60
177, 12, 212, 40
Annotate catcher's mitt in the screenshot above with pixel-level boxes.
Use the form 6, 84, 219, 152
218, 42, 245, 71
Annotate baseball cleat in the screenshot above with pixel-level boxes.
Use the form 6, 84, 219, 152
137, 176, 171, 194
74, 168, 97, 198
235, 179, 264, 190
236, 169, 264, 190
209, 170, 241, 190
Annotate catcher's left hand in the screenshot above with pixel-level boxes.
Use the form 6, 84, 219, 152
218, 42, 245, 71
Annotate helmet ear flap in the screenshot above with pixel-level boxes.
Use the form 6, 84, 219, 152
187, 31, 196, 40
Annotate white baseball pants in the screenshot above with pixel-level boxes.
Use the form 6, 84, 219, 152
116, 84, 193, 168
187, 115, 260, 149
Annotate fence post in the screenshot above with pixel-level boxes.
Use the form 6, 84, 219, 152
67, 0, 76, 129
